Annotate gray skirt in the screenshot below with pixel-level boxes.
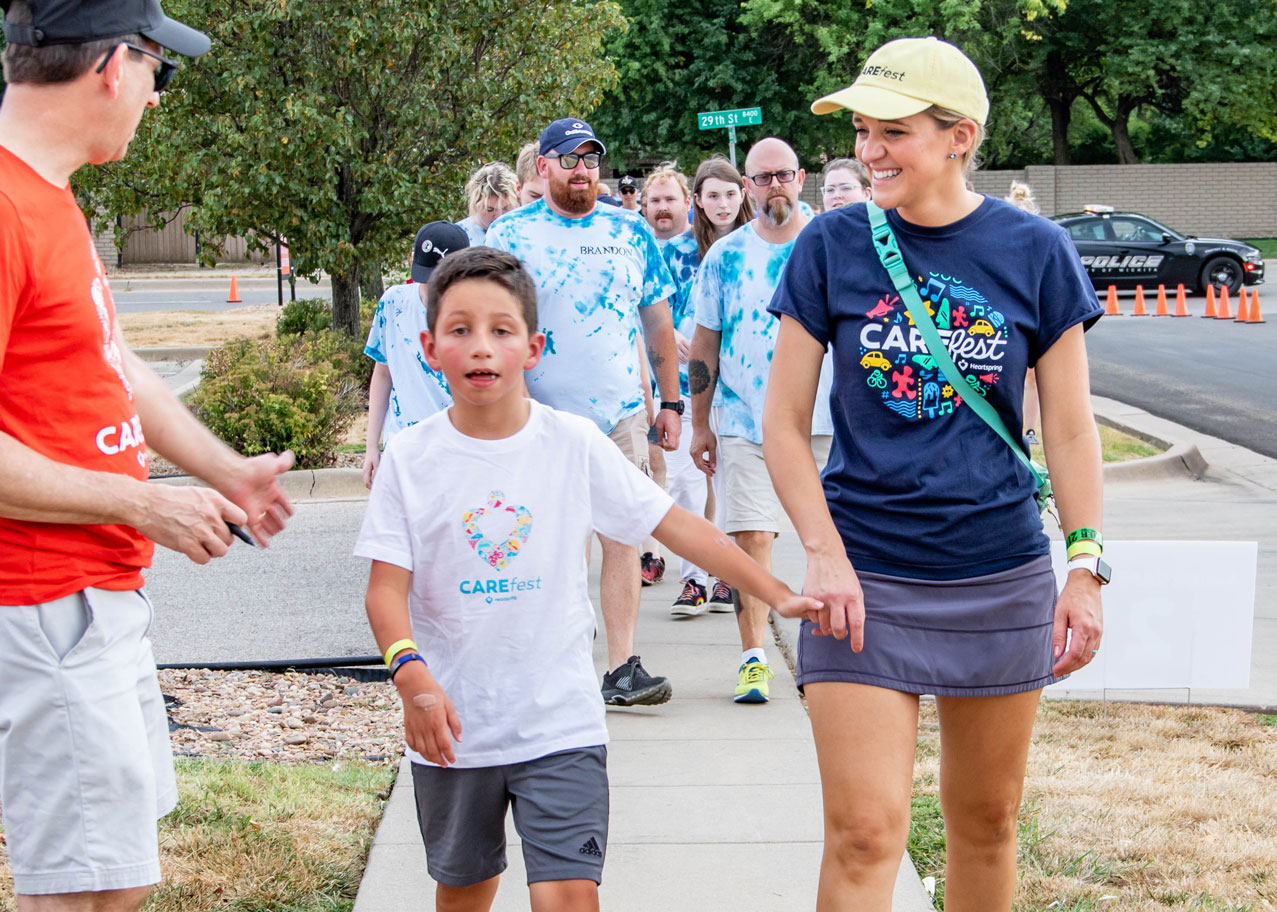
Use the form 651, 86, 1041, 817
796, 555, 1060, 697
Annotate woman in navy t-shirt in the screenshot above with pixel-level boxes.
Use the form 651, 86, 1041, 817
763, 38, 1105, 909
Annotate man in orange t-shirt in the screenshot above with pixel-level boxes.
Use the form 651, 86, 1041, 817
0, 1, 294, 908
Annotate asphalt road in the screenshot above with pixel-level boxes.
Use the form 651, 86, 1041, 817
1086, 277, 1277, 458
111, 274, 331, 313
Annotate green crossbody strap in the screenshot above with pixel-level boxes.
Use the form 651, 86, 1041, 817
865, 202, 1048, 493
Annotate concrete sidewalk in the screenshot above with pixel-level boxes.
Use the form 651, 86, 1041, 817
352, 560, 934, 912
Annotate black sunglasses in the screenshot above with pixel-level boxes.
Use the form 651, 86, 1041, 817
745, 169, 798, 187
619, 186, 637, 194
96, 42, 179, 93
547, 152, 602, 170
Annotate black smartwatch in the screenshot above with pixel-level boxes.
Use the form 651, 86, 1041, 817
659, 400, 685, 415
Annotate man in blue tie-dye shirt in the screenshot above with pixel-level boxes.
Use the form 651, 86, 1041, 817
486, 118, 682, 707
688, 138, 833, 705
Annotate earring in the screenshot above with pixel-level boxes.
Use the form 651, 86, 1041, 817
948, 153, 957, 160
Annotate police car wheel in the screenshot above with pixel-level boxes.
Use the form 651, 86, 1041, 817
1200, 256, 1243, 296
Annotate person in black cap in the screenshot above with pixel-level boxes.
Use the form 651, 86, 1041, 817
363, 221, 469, 488
0, 2, 293, 908
617, 174, 640, 211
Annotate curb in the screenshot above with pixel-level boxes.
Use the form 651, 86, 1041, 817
1101, 442, 1207, 481
152, 467, 368, 502
135, 345, 213, 361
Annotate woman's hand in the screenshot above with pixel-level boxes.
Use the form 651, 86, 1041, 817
802, 549, 867, 652
1051, 571, 1104, 676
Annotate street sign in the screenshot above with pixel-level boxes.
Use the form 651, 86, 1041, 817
697, 107, 763, 130
696, 107, 763, 167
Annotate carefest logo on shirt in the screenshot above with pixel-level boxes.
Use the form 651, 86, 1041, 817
458, 490, 543, 602
858, 272, 1008, 420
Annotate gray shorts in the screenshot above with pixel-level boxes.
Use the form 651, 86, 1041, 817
0, 587, 177, 895
410, 746, 609, 888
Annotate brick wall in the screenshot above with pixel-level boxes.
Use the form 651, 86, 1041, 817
971, 163, 1277, 238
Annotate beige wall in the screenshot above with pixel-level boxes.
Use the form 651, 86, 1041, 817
97, 209, 269, 266
971, 163, 1276, 238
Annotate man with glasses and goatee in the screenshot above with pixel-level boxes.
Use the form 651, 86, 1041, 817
0, 1, 295, 909
485, 117, 682, 708
687, 137, 834, 706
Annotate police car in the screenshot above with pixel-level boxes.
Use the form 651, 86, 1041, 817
1051, 205, 1265, 295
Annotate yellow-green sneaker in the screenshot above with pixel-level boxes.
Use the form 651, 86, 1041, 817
733, 657, 774, 704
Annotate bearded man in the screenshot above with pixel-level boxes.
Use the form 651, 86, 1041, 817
485, 118, 682, 707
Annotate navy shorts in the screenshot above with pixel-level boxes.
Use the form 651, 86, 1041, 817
410, 746, 608, 887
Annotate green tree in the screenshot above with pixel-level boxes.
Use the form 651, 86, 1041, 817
1021, 0, 1277, 164
73, 0, 624, 336
589, 0, 848, 173
740, 0, 1064, 168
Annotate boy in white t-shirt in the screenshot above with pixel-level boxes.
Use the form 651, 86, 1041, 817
355, 247, 818, 911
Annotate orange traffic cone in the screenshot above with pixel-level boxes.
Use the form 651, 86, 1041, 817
1236, 288, 1251, 322
1173, 283, 1189, 317
1246, 288, 1265, 324
1133, 285, 1148, 316
1217, 286, 1232, 319
227, 275, 242, 303
1104, 285, 1120, 316
1203, 285, 1217, 318
1155, 285, 1170, 316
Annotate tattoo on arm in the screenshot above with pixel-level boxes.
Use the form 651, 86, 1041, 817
647, 347, 666, 370
689, 359, 711, 395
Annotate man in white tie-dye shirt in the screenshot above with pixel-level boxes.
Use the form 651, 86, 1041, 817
486, 117, 682, 707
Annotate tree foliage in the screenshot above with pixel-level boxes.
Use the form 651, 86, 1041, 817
72, 0, 624, 335
588, 0, 848, 172
741, 0, 1277, 167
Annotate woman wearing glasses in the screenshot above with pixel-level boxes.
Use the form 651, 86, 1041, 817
762, 38, 1105, 910
819, 157, 871, 211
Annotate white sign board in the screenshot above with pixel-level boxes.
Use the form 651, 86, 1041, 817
1045, 541, 1256, 691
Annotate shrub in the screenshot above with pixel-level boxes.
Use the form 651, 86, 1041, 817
275, 297, 333, 337
274, 297, 379, 391
189, 337, 362, 468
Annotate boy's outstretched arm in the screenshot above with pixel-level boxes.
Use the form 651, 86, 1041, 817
651, 506, 823, 621
365, 560, 463, 767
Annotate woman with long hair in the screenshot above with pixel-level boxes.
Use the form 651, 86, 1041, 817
763, 37, 1106, 910
691, 155, 754, 261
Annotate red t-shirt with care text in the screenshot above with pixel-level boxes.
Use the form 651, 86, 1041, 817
0, 145, 153, 604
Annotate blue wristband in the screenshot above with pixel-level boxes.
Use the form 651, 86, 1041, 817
388, 652, 426, 682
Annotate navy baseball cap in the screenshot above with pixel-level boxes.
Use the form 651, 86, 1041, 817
411, 221, 469, 283
539, 118, 607, 156
2, 0, 210, 56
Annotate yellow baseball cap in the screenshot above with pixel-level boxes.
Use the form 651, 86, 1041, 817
811, 37, 989, 127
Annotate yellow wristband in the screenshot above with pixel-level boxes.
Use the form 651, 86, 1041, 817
1066, 540, 1103, 560
383, 638, 417, 667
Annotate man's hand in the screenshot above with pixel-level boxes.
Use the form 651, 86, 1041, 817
690, 424, 717, 476
218, 452, 296, 546
654, 408, 681, 452
362, 450, 379, 490
135, 485, 248, 564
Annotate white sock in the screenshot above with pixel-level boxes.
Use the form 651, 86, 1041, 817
742, 648, 766, 665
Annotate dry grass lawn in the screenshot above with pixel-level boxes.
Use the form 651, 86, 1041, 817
0, 759, 395, 912
119, 304, 278, 348
912, 701, 1277, 910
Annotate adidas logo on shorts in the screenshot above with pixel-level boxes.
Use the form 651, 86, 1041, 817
578, 836, 603, 858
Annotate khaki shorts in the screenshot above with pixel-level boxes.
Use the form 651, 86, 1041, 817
717, 435, 783, 534
608, 410, 651, 478
0, 587, 177, 895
